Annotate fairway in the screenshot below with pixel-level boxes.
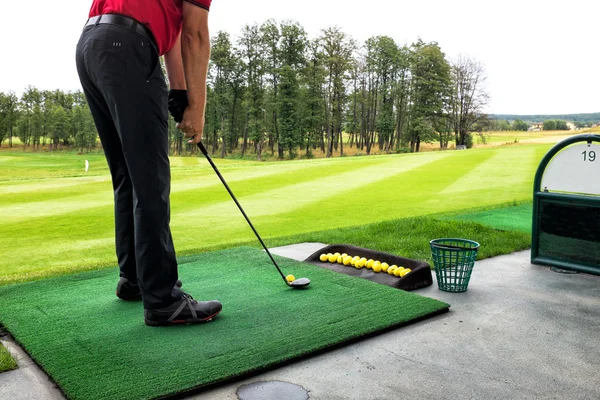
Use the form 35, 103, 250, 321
0, 144, 550, 284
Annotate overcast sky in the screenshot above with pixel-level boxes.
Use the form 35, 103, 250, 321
1, 0, 598, 115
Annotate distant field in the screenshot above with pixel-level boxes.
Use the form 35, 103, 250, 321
0, 143, 552, 284
475, 128, 599, 146
4, 128, 596, 158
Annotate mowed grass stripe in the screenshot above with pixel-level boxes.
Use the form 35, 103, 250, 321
0, 206, 117, 282
169, 154, 403, 192
1, 153, 394, 221
268, 150, 496, 231
440, 146, 545, 194
168, 152, 472, 248
171, 154, 398, 210
177, 151, 447, 220
0, 152, 109, 181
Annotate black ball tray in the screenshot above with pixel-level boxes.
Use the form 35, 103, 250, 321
304, 244, 433, 291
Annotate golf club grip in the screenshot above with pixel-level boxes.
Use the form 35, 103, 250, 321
197, 142, 288, 282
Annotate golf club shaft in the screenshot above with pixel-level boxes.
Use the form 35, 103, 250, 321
197, 142, 288, 283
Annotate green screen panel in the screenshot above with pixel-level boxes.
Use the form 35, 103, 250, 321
538, 200, 600, 268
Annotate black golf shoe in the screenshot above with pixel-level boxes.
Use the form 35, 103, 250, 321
116, 278, 183, 301
144, 292, 222, 326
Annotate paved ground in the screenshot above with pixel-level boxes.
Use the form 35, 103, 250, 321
1, 243, 599, 400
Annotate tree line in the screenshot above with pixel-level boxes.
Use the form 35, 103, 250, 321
491, 113, 600, 125
490, 118, 588, 132
1, 20, 490, 158
0, 88, 96, 151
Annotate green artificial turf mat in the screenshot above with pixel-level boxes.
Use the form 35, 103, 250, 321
0, 247, 448, 400
442, 203, 533, 233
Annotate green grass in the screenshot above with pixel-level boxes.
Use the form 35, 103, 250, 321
0, 342, 18, 373
0, 144, 549, 285
267, 216, 532, 264
0, 247, 448, 400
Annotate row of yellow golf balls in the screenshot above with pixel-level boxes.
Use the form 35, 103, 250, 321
319, 253, 412, 277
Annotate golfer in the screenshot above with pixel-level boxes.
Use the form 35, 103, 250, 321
75, 0, 222, 326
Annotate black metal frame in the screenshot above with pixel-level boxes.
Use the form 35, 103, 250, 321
531, 134, 600, 275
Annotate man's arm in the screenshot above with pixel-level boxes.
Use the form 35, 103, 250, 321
164, 33, 186, 90
176, 2, 210, 143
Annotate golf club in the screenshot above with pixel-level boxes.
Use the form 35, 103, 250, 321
197, 142, 310, 289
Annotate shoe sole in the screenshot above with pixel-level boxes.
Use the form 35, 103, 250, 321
116, 291, 142, 301
144, 308, 222, 327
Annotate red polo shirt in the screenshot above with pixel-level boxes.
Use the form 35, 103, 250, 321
89, 0, 211, 56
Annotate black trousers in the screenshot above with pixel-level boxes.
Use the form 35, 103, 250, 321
75, 21, 178, 309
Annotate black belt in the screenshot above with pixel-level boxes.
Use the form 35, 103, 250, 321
85, 14, 157, 49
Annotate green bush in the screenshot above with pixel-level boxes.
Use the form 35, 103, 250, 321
395, 147, 412, 154
464, 134, 474, 149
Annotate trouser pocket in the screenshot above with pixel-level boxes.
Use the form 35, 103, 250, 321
89, 38, 128, 86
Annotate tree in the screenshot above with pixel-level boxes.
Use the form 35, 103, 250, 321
543, 120, 557, 131
372, 36, 398, 151
555, 120, 568, 130
0, 92, 19, 147
408, 40, 451, 152
321, 27, 355, 157
278, 65, 300, 158
49, 104, 69, 149
211, 31, 237, 156
299, 38, 326, 157
19, 86, 42, 147
239, 24, 266, 159
260, 20, 282, 157
512, 119, 529, 131
449, 55, 489, 148
391, 46, 412, 151
277, 20, 307, 158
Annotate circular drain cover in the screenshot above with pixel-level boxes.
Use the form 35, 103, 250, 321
237, 380, 309, 400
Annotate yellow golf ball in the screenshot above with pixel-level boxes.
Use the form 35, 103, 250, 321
341, 253, 348, 258
383, 264, 394, 272
333, 252, 341, 257
337, 256, 344, 264
372, 264, 382, 273
372, 261, 381, 270
358, 257, 367, 268
366, 259, 374, 269
286, 274, 295, 282
381, 262, 389, 270
343, 256, 353, 266
319, 254, 328, 262
394, 268, 403, 277
387, 266, 397, 275
351, 256, 360, 266
328, 254, 338, 263
401, 268, 412, 277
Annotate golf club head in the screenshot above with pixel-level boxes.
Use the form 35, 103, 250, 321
289, 277, 310, 288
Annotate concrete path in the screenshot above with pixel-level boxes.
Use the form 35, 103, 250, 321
1, 244, 599, 400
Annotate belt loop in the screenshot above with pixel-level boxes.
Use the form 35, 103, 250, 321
95, 15, 102, 25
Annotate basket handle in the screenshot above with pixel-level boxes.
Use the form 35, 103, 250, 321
432, 243, 478, 251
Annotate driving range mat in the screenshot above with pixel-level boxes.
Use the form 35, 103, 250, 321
305, 244, 433, 291
0, 247, 449, 400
